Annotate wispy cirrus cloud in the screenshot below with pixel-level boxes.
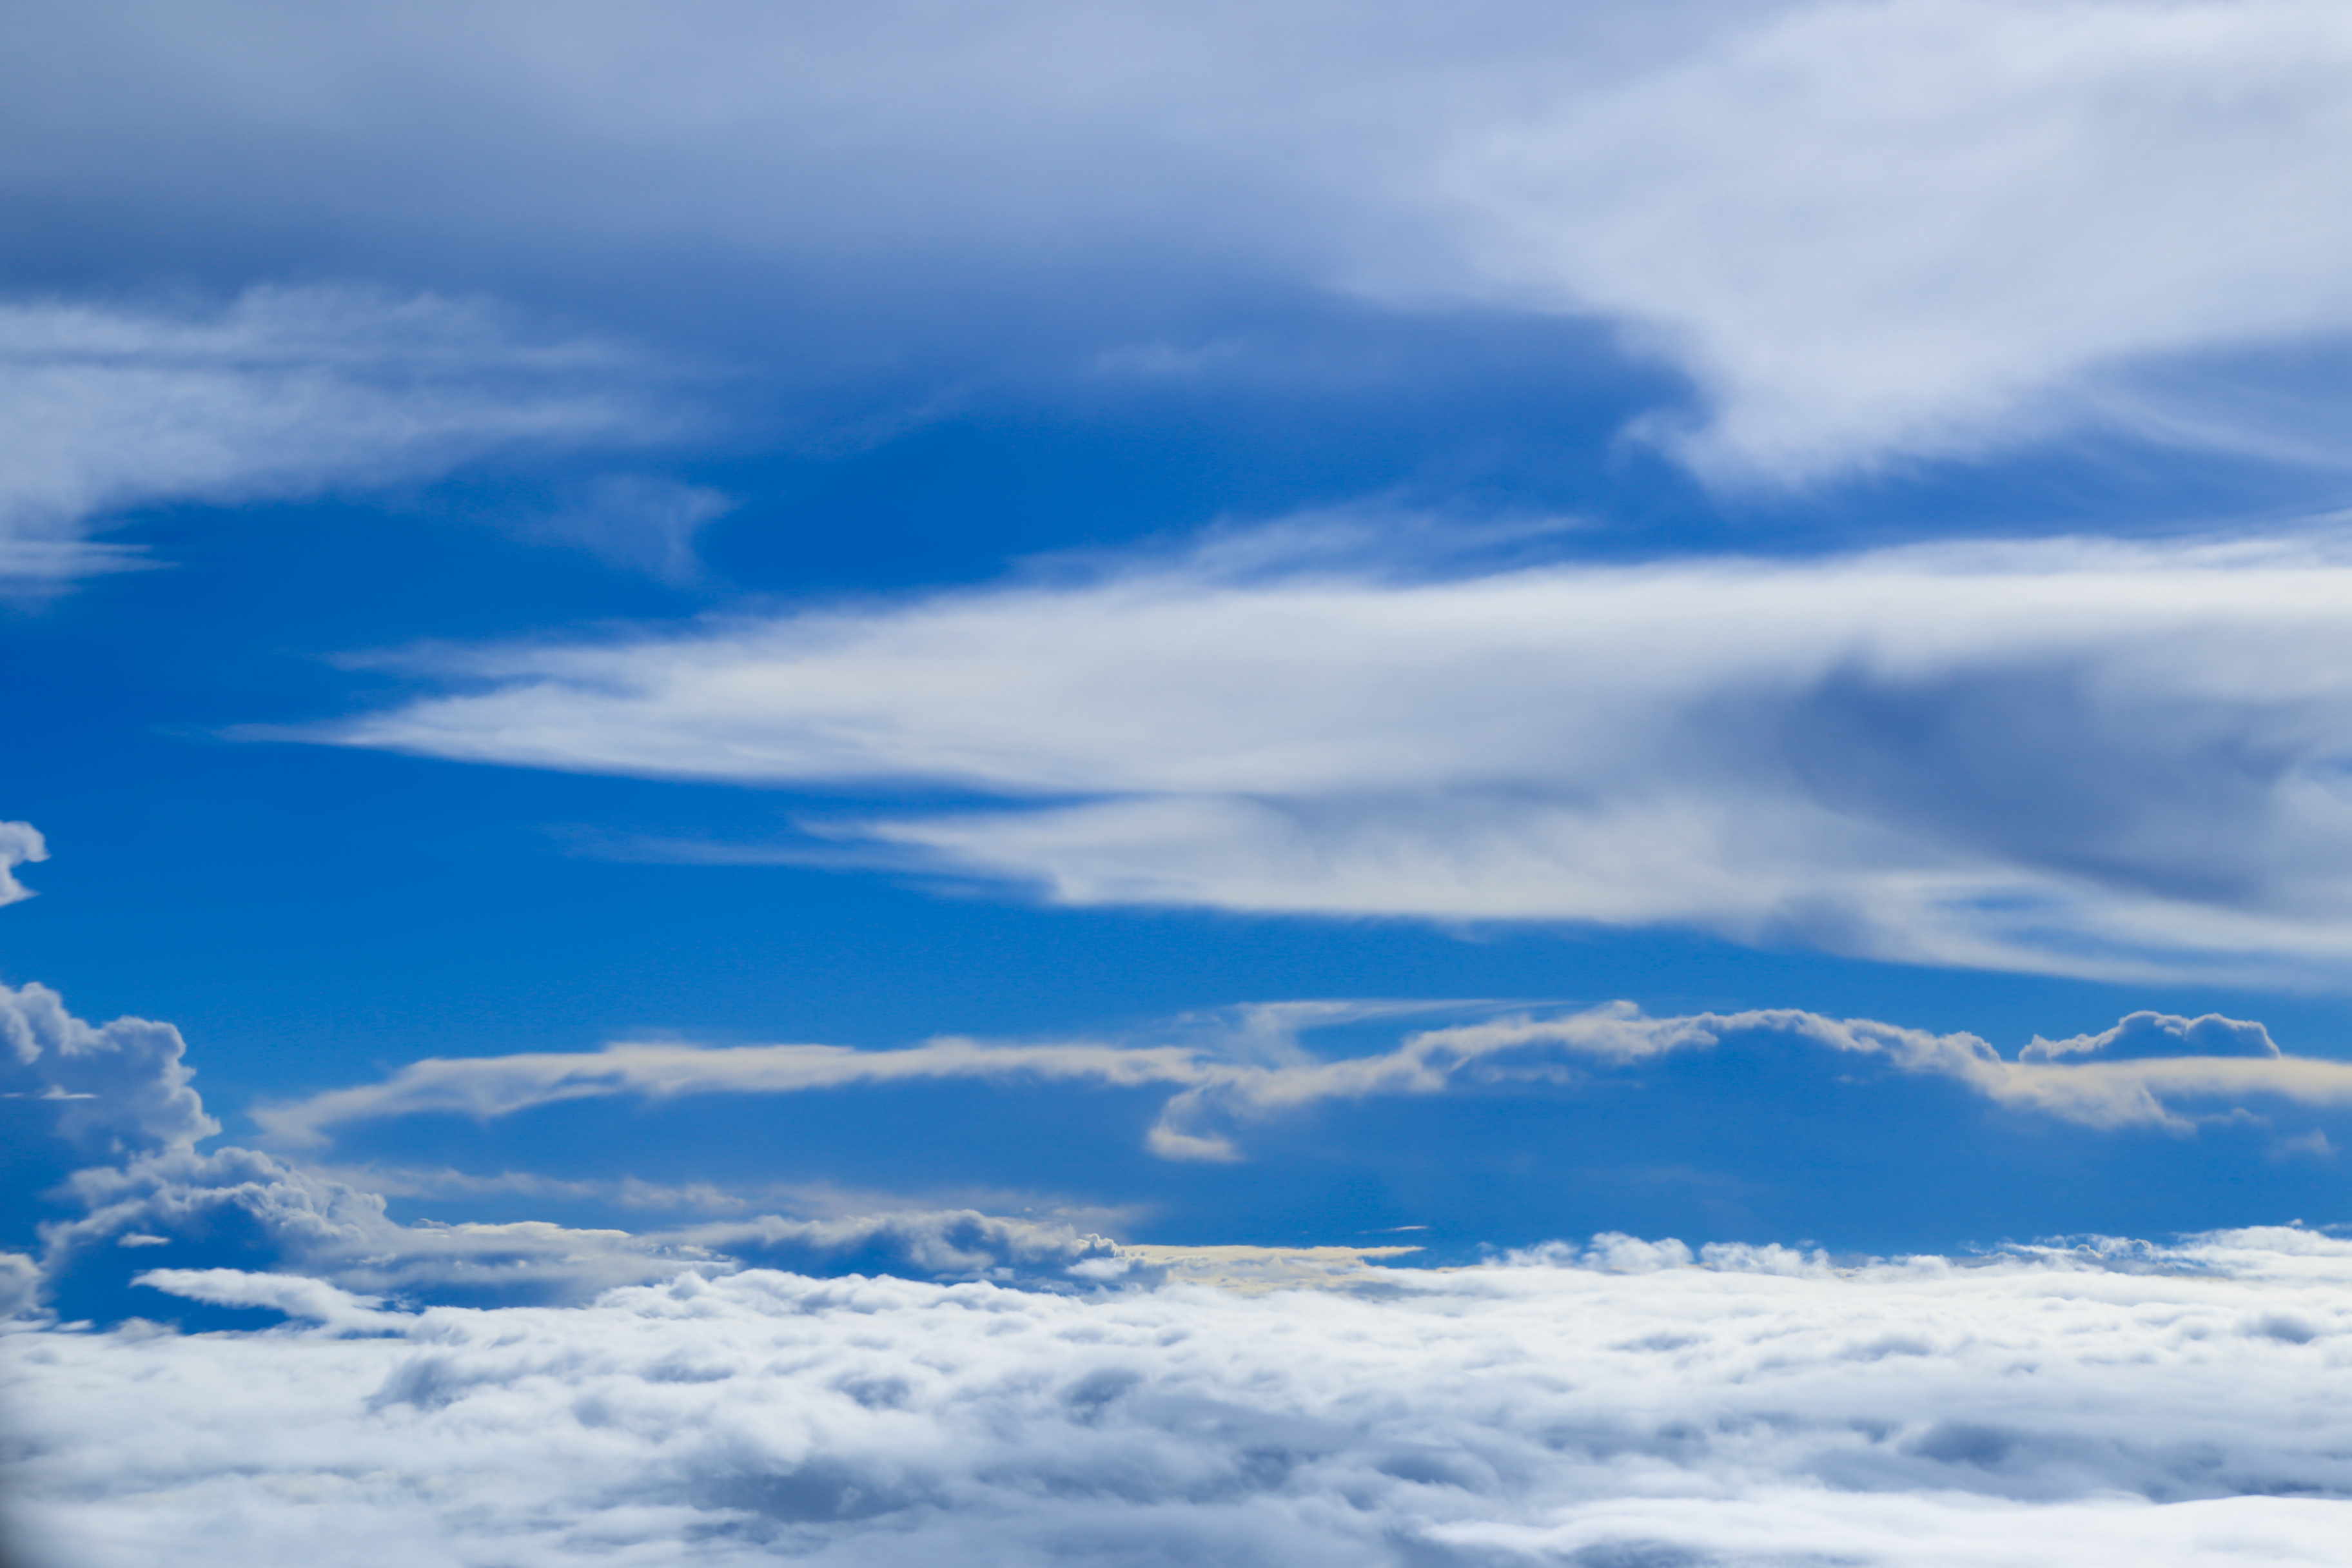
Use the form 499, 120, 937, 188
317, 525, 2352, 981
0, 288, 678, 586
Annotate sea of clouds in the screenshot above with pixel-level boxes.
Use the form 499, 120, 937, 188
7, 1230, 2352, 1567
9, 850, 2352, 1565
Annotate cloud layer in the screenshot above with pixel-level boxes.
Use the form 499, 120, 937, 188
8, 2, 2352, 482
324, 527, 2352, 980
9, 1231, 2352, 1567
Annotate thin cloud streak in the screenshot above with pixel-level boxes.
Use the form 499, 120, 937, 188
248, 1003, 2352, 1164
322, 527, 2352, 981
0, 288, 676, 585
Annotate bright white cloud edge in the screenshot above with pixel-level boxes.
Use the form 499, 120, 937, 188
319, 525, 2352, 984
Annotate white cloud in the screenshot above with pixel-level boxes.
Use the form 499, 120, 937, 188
130, 1268, 409, 1334
30, 1140, 1124, 1311
246, 1001, 2352, 1162
8, 1230, 2352, 1566
8, 3, 2352, 483
248, 1037, 1207, 1150
0, 819, 45, 906
0, 288, 670, 586
2024, 1009, 2282, 1063
0, 979, 1123, 1313
322, 527, 2352, 981
0, 981, 216, 1154
1430, 0, 2352, 482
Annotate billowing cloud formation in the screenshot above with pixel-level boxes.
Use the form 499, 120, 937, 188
326, 529, 2352, 980
6, 3, 2352, 482
0, 819, 44, 905
0, 288, 663, 584
34, 1139, 1117, 1309
251, 1001, 2352, 1163
1, 981, 216, 1154
8, 1231, 2352, 1567
0, 974, 1121, 1313
2024, 1009, 2282, 1063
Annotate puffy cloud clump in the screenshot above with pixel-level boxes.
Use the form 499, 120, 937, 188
26, 1128, 1119, 1317
0, 980, 216, 1155
6, 1230, 2352, 1567
1, 969, 1117, 1318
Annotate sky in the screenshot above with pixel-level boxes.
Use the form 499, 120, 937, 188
9, 2, 2352, 1563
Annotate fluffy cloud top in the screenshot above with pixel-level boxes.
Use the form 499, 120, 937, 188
0, 288, 669, 585
2025, 1010, 2283, 1063
6, 2, 2352, 482
323, 527, 2352, 981
8, 1231, 2352, 1567
1, 981, 215, 1155
0, 970, 1124, 1315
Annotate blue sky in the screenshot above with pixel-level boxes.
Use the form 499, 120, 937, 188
13, 0, 2352, 1317
24, 7, 2352, 1562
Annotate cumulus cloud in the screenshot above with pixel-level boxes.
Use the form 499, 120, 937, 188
29, 1135, 1120, 1313
0, 981, 216, 1154
2024, 1010, 2283, 1063
0, 976, 1124, 1318
8, 1230, 2352, 1566
0, 819, 45, 905
7, 3, 2352, 483
320, 527, 2352, 980
0, 288, 672, 585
